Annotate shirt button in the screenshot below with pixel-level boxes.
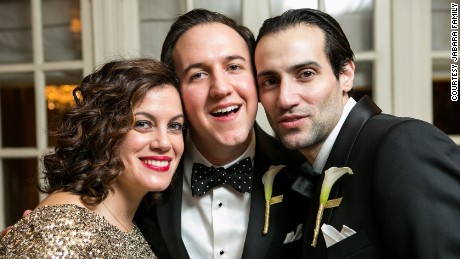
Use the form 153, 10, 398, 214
220, 250, 224, 255
218, 202, 223, 208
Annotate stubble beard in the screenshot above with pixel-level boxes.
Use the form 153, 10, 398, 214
276, 120, 331, 152
274, 96, 343, 153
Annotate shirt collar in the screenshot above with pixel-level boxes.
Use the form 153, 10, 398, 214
313, 97, 357, 174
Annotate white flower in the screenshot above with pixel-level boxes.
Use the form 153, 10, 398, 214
312, 167, 353, 247
320, 167, 353, 204
262, 165, 286, 201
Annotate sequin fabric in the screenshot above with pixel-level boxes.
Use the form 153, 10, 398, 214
0, 204, 156, 258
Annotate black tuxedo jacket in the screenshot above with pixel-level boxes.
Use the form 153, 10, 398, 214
135, 123, 309, 259
300, 96, 460, 259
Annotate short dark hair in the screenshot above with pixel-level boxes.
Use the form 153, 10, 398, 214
161, 8, 255, 81
256, 8, 354, 79
41, 58, 179, 205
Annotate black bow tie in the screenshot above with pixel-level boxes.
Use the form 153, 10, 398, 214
191, 157, 253, 197
291, 162, 321, 198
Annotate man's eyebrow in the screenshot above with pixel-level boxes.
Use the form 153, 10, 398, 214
183, 62, 206, 76
182, 55, 248, 76
256, 69, 276, 80
287, 61, 322, 74
257, 61, 322, 79
225, 55, 247, 63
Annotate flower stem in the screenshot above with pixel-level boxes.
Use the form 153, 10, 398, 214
311, 203, 325, 247
263, 200, 270, 235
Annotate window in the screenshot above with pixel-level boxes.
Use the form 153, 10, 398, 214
432, 0, 460, 142
0, 0, 92, 228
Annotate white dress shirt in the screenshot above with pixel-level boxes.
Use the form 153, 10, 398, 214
313, 97, 357, 174
181, 130, 256, 259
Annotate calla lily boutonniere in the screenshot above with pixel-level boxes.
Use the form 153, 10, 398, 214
262, 165, 286, 235
311, 166, 353, 247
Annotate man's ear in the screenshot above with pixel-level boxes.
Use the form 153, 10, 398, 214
340, 61, 355, 94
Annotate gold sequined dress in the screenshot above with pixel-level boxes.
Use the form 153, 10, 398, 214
0, 204, 156, 258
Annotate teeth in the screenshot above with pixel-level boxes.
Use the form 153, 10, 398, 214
213, 105, 239, 114
144, 160, 169, 167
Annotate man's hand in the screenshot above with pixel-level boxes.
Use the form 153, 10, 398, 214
0, 209, 32, 239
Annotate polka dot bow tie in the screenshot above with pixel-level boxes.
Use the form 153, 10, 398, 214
191, 157, 253, 197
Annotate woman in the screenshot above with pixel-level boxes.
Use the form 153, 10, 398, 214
0, 58, 184, 258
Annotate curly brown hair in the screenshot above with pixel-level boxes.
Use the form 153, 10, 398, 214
40, 58, 181, 205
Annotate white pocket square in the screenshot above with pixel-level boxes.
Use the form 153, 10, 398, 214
283, 223, 303, 244
321, 224, 356, 248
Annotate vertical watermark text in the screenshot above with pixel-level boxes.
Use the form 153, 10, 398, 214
452, 3, 458, 101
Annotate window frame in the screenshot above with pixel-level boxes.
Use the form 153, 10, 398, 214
0, 0, 93, 229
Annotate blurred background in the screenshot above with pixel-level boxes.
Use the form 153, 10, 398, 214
0, 0, 458, 228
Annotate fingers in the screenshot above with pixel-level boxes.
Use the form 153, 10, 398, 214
0, 226, 11, 239
0, 210, 32, 239
23, 210, 32, 218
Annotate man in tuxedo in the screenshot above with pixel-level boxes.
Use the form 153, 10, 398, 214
135, 9, 308, 259
254, 8, 460, 259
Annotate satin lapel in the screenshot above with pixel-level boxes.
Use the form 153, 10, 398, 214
324, 96, 381, 170
304, 96, 381, 256
242, 155, 272, 258
156, 161, 190, 259
323, 96, 381, 211
242, 124, 283, 259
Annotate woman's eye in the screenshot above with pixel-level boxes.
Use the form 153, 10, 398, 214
134, 120, 152, 130
168, 122, 184, 133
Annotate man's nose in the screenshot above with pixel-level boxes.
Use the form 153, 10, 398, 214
209, 72, 232, 98
277, 80, 300, 109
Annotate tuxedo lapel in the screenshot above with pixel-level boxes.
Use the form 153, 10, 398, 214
156, 162, 190, 259
242, 154, 274, 258
304, 96, 381, 257
323, 97, 381, 216
242, 125, 279, 258
324, 96, 381, 169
